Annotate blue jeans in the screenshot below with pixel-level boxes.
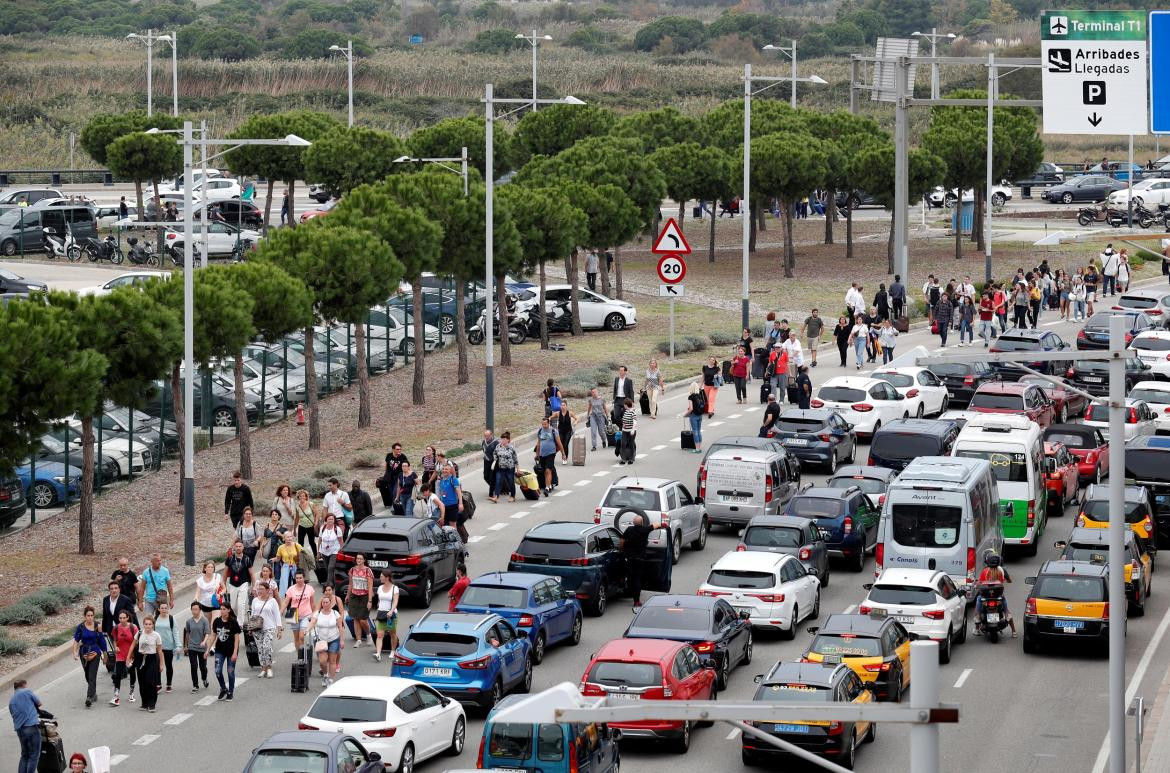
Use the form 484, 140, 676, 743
400, 496, 414, 518
959, 318, 973, 343
215, 652, 236, 694
688, 414, 703, 447
853, 338, 866, 368
1072, 299, 1085, 320
495, 468, 516, 499
938, 324, 949, 347
1103, 274, 1116, 296
17, 725, 40, 773
882, 346, 895, 364
979, 320, 995, 346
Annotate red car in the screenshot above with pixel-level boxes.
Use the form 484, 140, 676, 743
967, 382, 1056, 429
1043, 441, 1081, 517
1019, 375, 1089, 424
579, 637, 717, 753
1043, 423, 1110, 485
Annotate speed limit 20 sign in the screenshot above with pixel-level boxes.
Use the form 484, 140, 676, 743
656, 253, 686, 284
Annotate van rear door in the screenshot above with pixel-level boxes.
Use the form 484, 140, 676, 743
706, 457, 763, 508
885, 492, 968, 581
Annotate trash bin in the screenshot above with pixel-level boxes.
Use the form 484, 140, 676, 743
952, 201, 974, 232
1021, 185, 1032, 199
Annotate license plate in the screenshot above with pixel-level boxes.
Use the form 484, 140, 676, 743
773, 724, 810, 734
733, 606, 754, 615
496, 768, 528, 773
421, 667, 453, 677
723, 495, 751, 503
783, 438, 809, 446
606, 692, 640, 702
369, 560, 388, 569
1083, 376, 1103, 383
985, 613, 1000, 624
1055, 619, 1084, 631
895, 615, 916, 624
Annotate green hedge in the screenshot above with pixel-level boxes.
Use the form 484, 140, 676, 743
0, 628, 27, 655
655, 335, 707, 355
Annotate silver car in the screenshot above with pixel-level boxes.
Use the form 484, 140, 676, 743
594, 476, 708, 564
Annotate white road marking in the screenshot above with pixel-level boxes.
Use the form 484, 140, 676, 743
1042, 320, 1064, 326
726, 728, 741, 740
110, 754, 129, 766
131, 735, 160, 746
195, 695, 218, 706
744, 407, 760, 413
593, 470, 609, 477
612, 462, 624, 467
488, 523, 508, 531
574, 480, 592, 487
234, 677, 249, 685
843, 604, 856, 614
468, 535, 485, 543
554, 490, 572, 497
1090, 593, 1170, 773
953, 668, 973, 689
510, 511, 530, 519
279, 642, 296, 653
164, 712, 192, 725
652, 444, 667, 450
709, 421, 724, 427
729, 413, 742, 419
636, 453, 648, 459
532, 501, 548, 508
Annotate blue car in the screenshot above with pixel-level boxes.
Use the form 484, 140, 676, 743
785, 487, 879, 573
455, 572, 583, 664
16, 458, 81, 509
393, 611, 533, 713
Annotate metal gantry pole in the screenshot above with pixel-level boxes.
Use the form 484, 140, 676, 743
347, 40, 354, 128
147, 29, 153, 117
789, 39, 797, 107
1108, 313, 1127, 773
460, 146, 469, 198
532, 30, 538, 111
200, 119, 208, 268
182, 120, 195, 567
849, 57, 858, 114
1128, 134, 1135, 226
984, 53, 995, 285
742, 63, 751, 332
893, 56, 909, 282
931, 28, 940, 100
484, 83, 495, 431
909, 640, 941, 773
170, 30, 178, 116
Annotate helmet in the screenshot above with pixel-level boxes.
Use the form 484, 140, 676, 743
984, 552, 1002, 568
127, 237, 138, 246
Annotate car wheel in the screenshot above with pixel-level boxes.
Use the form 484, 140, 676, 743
717, 654, 730, 690
0, 240, 16, 256
941, 394, 950, 414
532, 630, 547, 664
888, 668, 903, 703
439, 313, 456, 336
844, 443, 855, 464
673, 721, 692, 754
671, 530, 682, 565
902, 411, 910, 419
915, 403, 924, 418
417, 573, 434, 607
588, 584, 607, 617
517, 656, 533, 693
1095, 465, 1103, 485
939, 628, 952, 664
212, 407, 235, 428
1022, 631, 1038, 654
1059, 404, 1068, 423
1135, 196, 1146, 209
742, 630, 753, 665
782, 606, 798, 640
400, 338, 416, 357
992, 192, 1006, 207
31, 481, 57, 508
484, 679, 503, 712
841, 731, 857, 770
467, 329, 483, 345
1130, 587, 1146, 617
821, 566, 831, 588
447, 716, 466, 755
826, 449, 837, 474
569, 614, 583, 645
851, 542, 866, 573
810, 588, 821, 620
690, 518, 708, 550
864, 720, 877, 743
398, 743, 414, 773
1062, 192, 1074, 204
742, 749, 759, 767
956, 611, 968, 644
605, 313, 626, 331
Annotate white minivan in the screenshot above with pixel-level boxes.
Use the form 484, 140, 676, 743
951, 414, 1047, 555
875, 455, 1003, 595
699, 447, 799, 529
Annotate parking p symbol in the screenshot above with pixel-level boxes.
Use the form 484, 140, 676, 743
1083, 81, 1107, 105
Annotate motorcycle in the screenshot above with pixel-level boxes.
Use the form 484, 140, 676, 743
524, 300, 575, 339
42, 227, 81, 262
124, 236, 160, 267
81, 235, 124, 265
1077, 205, 1128, 227
974, 582, 1011, 643
468, 304, 527, 345
1133, 204, 1158, 229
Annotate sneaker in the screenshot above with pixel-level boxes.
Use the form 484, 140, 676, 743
109, 693, 120, 707
354, 639, 361, 648
128, 688, 136, 703
203, 680, 209, 689
85, 699, 92, 708
226, 693, 234, 702
165, 686, 172, 693
191, 686, 199, 693
218, 689, 227, 701
148, 707, 157, 713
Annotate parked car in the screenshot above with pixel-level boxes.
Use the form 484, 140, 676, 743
1129, 380, 1170, 433
1107, 178, 1170, 209
870, 366, 951, 416
967, 382, 1056, 429
860, 567, 968, 664
1043, 423, 1110, 484
540, 284, 637, 331
1078, 310, 1158, 351
1089, 161, 1144, 181
95, 204, 138, 227
1083, 399, 1157, 442
160, 176, 240, 201
0, 476, 27, 529
1018, 374, 1089, 423
1043, 440, 1081, 516
825, 465, 899, 508
1066, 356, 1153, 396
835, 190, 879, 209
1044, 174, 1127, 203
988, 329, 1072, 378
298, 676, 466, 771
594, 476, 707, 564
735, 514, 830, 586
767, 408, 856, 472
79, 270, 168, 297
0, 187, 64, 205
242, 730, 372, 773
453, 572, 582, 663
0, 202, 96, 256
928, 361, 997, 407
1015, 162, 1065, 185
198, 199, 264, 229
622, 594, 752, 689
333, 516, 467, 605
89, 404, 179, 455
363, 306, 442, 356
866, 418, 959, 472
785, 486, 879, 572
811, 377, 910, 439
14, 457, 80, 508
928, 185, 1012, 208
163, 220, 261, 258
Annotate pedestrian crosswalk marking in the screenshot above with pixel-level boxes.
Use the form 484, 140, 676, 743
728, 413, 742, 419
532, 501, 548, 508
468, 535, 485, 543
234, 677, 249, 685
593, 470, 609, 477
636, 453, 648, 459
488, 523, 508, 531
744, 406, 760, 413
279, 643, 295, 654
164, 713, 192, 725
651, 444, 667, 450
574, 480, 592, 486
110, 755, 129, 766
554, 490, 571, 497
132, 735, 160, 746
709, 421, 724, 427
669, 437, 680, 443
195, 694, 219, 705
510, 511, 530, 519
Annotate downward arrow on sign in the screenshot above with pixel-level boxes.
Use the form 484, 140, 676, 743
1088, 112, 1103, 127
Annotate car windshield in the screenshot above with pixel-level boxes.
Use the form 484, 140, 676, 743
755, 684, 832, 702
931, 364, 973, 377
827, 477, 887, 496
1082, 498, 1146, 524
873, 373, 914, 388
1033, 576, 1106, 602
954, 449, 1028, 483
1045, 430, 1094, 450
1129, 389, 1170, 405
306, 696, 386, 723
743, 526, 803, 549
870, 432, 940, 459
587, 661, 662, 687
403, 632, 479, 657
487, 723, 533, 760
868, 585, 937, 606
787, 497, 844, 519
632, 606, 711, 632
248, 749, 328, 773
775, 417, 827, 433
1120, 296, 1158, 309
992, 337, 1040, 351
38, 435, 67, 454
516, 538, 583, 559
706, 569, 775, 589
1127, 449, 1170, 482
0, 211, 30, 227
1132, 337, 1170, 351
602, 487, 661, 510
818, 386, 866, 403
969, 393, 1024, 410
1021, 378, 1058, 390
1085, 313, 1117, 329
459, 585, 528, 609
810, 634, 882, 658
891, 504, 962, 548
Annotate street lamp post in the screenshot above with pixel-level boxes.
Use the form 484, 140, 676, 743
126, 30, 172, 117
163, 31, 178, 116
514, 31, 552, 111
912, 29, 957, 100
393, 147, 469, 196
740, 62, 827, 331
483, 86, 583, 429
328, 41, 354, 127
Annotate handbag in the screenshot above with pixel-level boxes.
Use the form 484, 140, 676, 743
930, 320, 939, 334
376, 610, 389, 622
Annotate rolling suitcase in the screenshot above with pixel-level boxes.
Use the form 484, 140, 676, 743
38, 719, 65, 773
721, 359, 732, 383
752, 348, 767, 379
894, 316, 910, 333
243, 626, 261, 669
759, 383, 770, 404
291, 644, 310, 693
681, 427, 696, 450
786, 382, 800, 404
572, 436, 587, 465
639, 390, 651, 415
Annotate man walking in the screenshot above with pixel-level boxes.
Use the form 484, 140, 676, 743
118, 196, 129, 220
1101, 245, 1120, 297
378, 443, 408, 510
481, 430, 499, 501
110, 557, 138, 604
224, 471, 253, 530
796, 365, 813, 410
322, 478, 352, 526
101, 580, 136, 634
612, 366, 634, 425
585, 250, 599, 291
222, 540, 255, 621
437, 463, 467, 543
10, 679, 44, 773
619, 397, 637, 465
621, 515, 654, 608
799, 309, 823, 367
889, 274, 907, 320
279, 190, 289, 226
137, 553, 174, 619
349, 480, 373, 525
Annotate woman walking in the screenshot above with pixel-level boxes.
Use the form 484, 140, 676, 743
957, 296, 975, 347
248, 580, 282, 679
293, 489, 316, 554
234, 507, 263, 562
1118, 250, 1132, 292
209, 606, 240, 702
833, 315, 851, 368
847, 315, 869, 370
263, 510, 289, 575
156, 602, 178, 694
371, 570, 399, 662
317, 514, 344, 589
272, 484, 296, 527
491, 432, 518, 503
345, 554, 374, 648
685, 383, 705, 454
129, 616, 163, 712
109, 609, 138, 706
1027, 279, 1043, 329
1057, 270, 1070, 320
701, 357, 720, 417
1085, 264, 1099, 317
534, 417, 562, 496
397, 462, 417, 517
935, 292, 954, 346
555, 400, 578, 463
71, 607, 107, 708
878, 319, 898, 363
644, 360, 664, 418
309, 593, 344, 688
731, 346, 750, 404
586, 387, 608, 451
739, 328, 754, 381
194, 560, 224, 616
275, 531, 303, 597
1070, 275, 1087, 321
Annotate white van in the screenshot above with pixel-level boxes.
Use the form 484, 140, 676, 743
875, 456, 1003, 594
700, 448, 798, 528
951, 413, 1047, 555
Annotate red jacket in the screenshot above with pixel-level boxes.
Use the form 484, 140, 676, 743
731, 355, 750, 378
447, 576, 470, 611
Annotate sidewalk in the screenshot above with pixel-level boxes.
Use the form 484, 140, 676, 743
1142, 663, 1170, 769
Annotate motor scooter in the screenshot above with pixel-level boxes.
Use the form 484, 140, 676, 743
974, 582, 1011, 643
42, 226, 81, 261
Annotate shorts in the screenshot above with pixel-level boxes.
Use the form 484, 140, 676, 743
325, 638, 341, 654
375, 614, 397, 634
293, 616, 311, 632
1086, 290, 1097, 303
198, 603, 216, 614
346, 593, 370, 620
805, 337, 818, 353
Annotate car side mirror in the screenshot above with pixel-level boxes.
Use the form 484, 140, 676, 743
516, 629, 529, 639
739, 610, 751, 620
1025, 577, 1036, 585
806, 626, 820, 635
862, 583, 873, 590
1054, 540, 1068, 550
702, 661, 717, 670
694, 496, 704, 505
907, 633, 923, 641
753, 674, 764, 683
737, 529, 745, 538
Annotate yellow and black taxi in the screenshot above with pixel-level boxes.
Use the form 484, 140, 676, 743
802, 612, 911, 702
741, 660, 875, 769
1055, 526, 1153, 616
1023, 560, 1112, 655
1076, 483, 1157, 543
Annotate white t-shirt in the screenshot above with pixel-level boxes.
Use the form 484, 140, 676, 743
314, 609, 341, 643
135, 630, 163, 655
196, 574, 223, 607
781, 339, 804, 367
322, 489, 351, 519
960, 283, 976, 300
250, 595, 281, 632
318, 525, 343, 557
375, 584, 399, 614
851, 323, 869, 341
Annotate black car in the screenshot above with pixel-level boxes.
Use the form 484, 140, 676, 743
867, 418, 959, 472
768, 409, 857, 473
1016, 162, 1066, 186
928, 361, 996, 407
989, 330, 1072, 378
0, 476, 26, 529
835, 190, 878, 210
94, 405, 179, 455
1076, 311, 1156, 350
697, 435, 797, 496
826, 465, 899, 508
333, 516, 467, 605
144, 377, 268, 428
200, 200, 264, 229
1126, 435, 1170, 547
1044, 174, 1126, 203
735, 514, 830, 586
1066, 356, 1152, 396
0, 266, 47, 295
623, 594, 752, 689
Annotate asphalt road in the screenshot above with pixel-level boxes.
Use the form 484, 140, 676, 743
5, 280, 1170, 773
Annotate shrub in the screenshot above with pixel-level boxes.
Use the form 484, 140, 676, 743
311, 462, 347, 480
465, 29, 527, 54
0, 628, 27, 655
633, 17, 706, 53
443, 441, 481, 460
38, 628, 75, 648
566, 26, 616, 54
277, 30, 373, 60
290, 476, 329, 498
351, 450, 383, 469
825, 21, 865, 48
558, 364, 619, 398
24, 586, 87, 615
0, 600, 46, 626
655, 335, 707, 355
707, 12, 793, 49
709, 331, 741, 346
750, 324, 764, 337
189, 28, 261, 61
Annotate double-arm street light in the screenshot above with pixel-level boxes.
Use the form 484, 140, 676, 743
483, 86, 584, 429
762, 40, 826, 108
393, 148, 469, 196
912, 29, 957, 99
328, 41, 354, 127
514, 31, 552, 112
126, 29, 174, 117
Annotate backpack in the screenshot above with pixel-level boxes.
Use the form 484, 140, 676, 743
461, 491, 476, 520
548, 387, 562, 412
693, 390, 707, 414
929, 285, 941, 306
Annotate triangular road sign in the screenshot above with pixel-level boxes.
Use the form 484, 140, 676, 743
652, 218, 691, 255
